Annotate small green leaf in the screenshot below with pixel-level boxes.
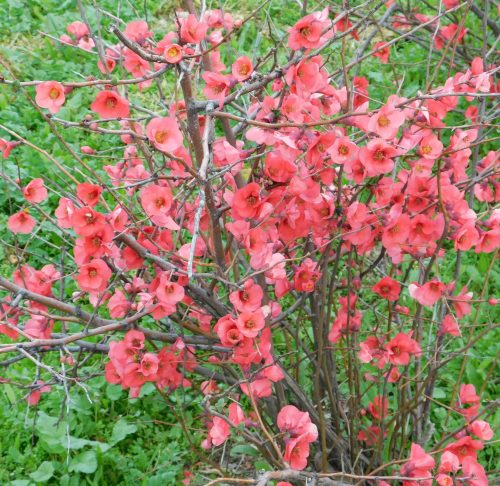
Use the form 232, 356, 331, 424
106, 384, 122, 401
69, 450, 97, 474
29, 461, 54, 482
230, 444, 259, 457
111, 418, 137, 444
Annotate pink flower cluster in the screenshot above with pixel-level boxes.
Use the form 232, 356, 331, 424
105, 330, 195, 398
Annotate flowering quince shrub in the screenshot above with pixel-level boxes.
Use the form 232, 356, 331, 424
0, 0, 498, 484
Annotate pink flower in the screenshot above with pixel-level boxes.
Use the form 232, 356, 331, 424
468, 420, 493, 441
123, 48, 150, 78
368, 395, 389, 420
400, 443, 435, 486
0, 138, 18, 159
108, 290, 131, 318
180, 14, 208, 44
372, 276, 401, 301
230, 279, 263, 312
71, 207, 106, 236
419, 134, 443, 159
76, 258, 112, 293
124, 20, 152, 43
124, 329, 145, 351
436, 474, 453, 486
163, 44, 182, 63
385, 331, 421, 365
90, 90, 130, 118
439, 314, 461, 337
452, 286, 473, 318
284, 437, 311, 470
461, 457, 488, 486
140, 352, 159, 377
367, 104, 405, 140
359, 139, 398, 176
454, 225, 479, 251
294, 258, 321, 293
67, 21, 89, 39
23, 178, 48, 203
76, 183, 102, 208
35, 81, 66, 114
264, 151, 297, 182
373, 42, 390, 63
232, 56, 253, 82
439, 451, 460, 473
208, 417, 230, 446
228, 402, 245, 426
444, 436, 483, 462
232, 183, 262, 219
146, 117, 183, 153
459, 384, 480, 407
27, 381, 51, 406
287, 9, 332, 50
409, 279, 446, 307
214, 315, 243, 346
140, 184, 176, 228
277, 405, 318, 442
202, 72, 232, 107
153, 273, 185, 306
81, 145, 96, 155
8, 210, 36, 234
236, 309, 265, 338
25, 316, 53, 339
55, 197, 75, 228
240, 378, 273, 399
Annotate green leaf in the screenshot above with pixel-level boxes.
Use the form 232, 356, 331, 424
69, 450, 97, 474
230, 444, 259, 457
106, 384, 122, 401
29, 461, 54, 482
3, 384, 17, 406
111, 418, 137, 444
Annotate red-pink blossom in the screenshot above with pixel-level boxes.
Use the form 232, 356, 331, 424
146, 117, 183, 153
367, 104, 405, 140
468, 420, 493, 440
236, 309, 265, 338
163, 44, 182, 63
76, 183, 102, 208
22, 178, 48, 203
372, 42, 390, 63
231, 56, 253, 82
180, 14, 208, 44
230, 279, 263, 313
461, 457, 488, 486
288, 9, 332, 50
140, 184, 177, 228
90, 90, 130, 118
385, 331, 421, 365
372, 276, 401, 301
400, 443, 435, 486
71, 207, 106, 237
359, 138, 398, 176
409, 280, 446, 307
76, 258, 112, 293
35, 81, 66, 114
8, 210, 36, 234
